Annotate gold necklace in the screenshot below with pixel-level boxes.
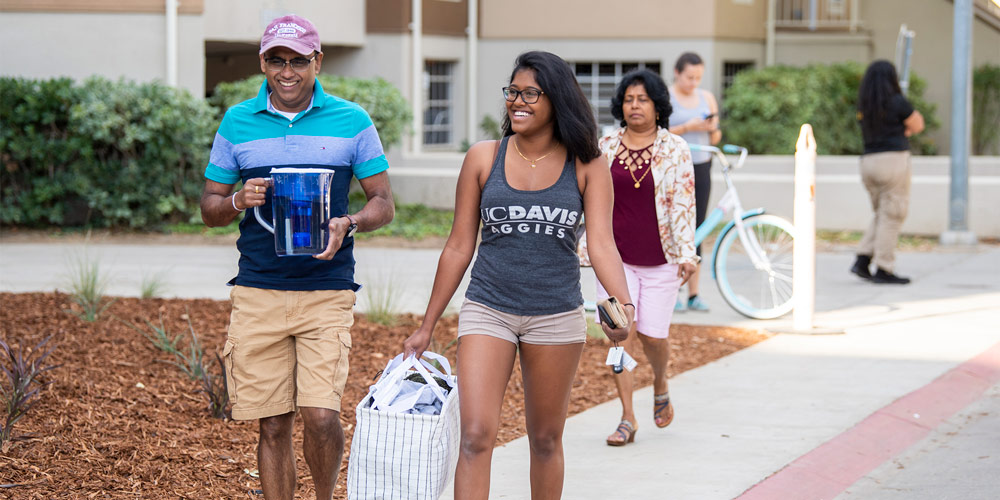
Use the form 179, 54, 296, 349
617, 143, 653, 189
629, 157, 653, 188
512, 137, 556, 168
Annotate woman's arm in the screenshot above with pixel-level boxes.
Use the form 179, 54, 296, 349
667, 139, 700, 283
904, 109, 925, 137
705, 90, 722, 145
579, 156, 634, 341
669, 90, 722, 143
403, 141, 493, 358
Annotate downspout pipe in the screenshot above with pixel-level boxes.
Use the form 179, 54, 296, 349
166, 0, 178, 87
411, 0, 423, 154
765, 0, 776, 66
467, 0, 478, 146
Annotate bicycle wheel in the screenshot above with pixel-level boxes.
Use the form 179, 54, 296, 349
713, 214, 795, 319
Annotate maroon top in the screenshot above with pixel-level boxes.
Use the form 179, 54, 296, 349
611, 151, 667, 266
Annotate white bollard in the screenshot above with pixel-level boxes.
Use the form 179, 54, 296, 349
793, 124, 817, 331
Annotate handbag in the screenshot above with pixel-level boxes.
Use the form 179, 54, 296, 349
347, 352, 460, 500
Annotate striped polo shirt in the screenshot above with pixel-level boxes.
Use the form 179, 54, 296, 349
205, 79, 388, 291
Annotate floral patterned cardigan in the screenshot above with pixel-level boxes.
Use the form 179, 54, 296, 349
578, 126, 699, 266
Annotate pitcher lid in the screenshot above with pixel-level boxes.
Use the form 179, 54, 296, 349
269, 167, 335, 174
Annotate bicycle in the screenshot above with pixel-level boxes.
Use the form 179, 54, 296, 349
688, 143, 795, 319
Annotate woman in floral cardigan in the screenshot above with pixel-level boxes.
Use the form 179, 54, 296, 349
579, 69, 698, 446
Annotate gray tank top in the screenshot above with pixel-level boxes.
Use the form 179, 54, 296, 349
669, 89, 712, 164
465, 136, 584, 315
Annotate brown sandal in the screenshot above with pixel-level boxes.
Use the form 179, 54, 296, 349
654, 393, 674, 428
606, 419, 637, 446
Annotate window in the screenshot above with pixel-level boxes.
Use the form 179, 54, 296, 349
423, 60, 454, 146
574, 61, 661, 127
722, 61, 755, 93
722, 61, 755, 119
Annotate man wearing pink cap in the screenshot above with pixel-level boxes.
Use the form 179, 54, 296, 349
200, 14, 394, 500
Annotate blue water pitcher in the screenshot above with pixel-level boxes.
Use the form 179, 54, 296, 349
253, 167, 335, 256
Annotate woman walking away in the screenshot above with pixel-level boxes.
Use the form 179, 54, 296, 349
851, 60, 924, 284
668, 52, 720, 312
579, 69, 698, 446
403, 51, 634, 500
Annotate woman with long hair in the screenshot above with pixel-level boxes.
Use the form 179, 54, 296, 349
851, 60, 924, 284
579, 69, 698, 446
403, 50, 634, 500
667, 52, 721, 312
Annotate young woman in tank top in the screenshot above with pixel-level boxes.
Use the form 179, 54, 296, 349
404, 51, 634, 500
668, 52, 721, 312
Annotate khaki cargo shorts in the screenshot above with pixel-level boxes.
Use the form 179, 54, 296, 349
224, 285, 355, 420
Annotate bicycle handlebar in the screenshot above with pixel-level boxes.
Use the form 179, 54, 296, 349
687, 143, 748, 169
721, 144, 744, 155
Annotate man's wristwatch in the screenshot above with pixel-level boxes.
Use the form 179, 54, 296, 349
342, 214, 358, 238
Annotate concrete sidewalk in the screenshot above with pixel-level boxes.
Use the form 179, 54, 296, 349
2, 239, 999, 499
461, 246, 1000, 500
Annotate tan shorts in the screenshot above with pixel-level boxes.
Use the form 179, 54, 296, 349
457, 299, 587, 346
224, 285, 355, 420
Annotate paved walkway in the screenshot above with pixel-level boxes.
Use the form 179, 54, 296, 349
2, 238, 999, 499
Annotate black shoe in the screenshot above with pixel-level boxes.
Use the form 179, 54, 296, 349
850, 255, 873, 280
872, 268, 910, 285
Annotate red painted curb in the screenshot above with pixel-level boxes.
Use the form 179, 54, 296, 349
737, 341, 1000, 500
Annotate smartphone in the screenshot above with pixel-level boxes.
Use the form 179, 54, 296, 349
597, 305, 615, 328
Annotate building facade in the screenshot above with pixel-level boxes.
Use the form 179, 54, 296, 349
1, 0, 998, 154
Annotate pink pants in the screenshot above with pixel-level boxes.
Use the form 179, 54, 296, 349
596, 262, 682, 338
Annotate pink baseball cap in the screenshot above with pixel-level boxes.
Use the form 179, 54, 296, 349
259, 15, 322, 56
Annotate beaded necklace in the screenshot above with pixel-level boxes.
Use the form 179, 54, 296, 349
616, 143, 654, 189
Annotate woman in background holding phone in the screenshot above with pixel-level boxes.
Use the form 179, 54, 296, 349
668, 52, 721, 312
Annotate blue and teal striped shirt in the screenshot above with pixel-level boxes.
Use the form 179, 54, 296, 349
205, 79, 389, 291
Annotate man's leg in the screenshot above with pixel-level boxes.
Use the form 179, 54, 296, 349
289, 289, 355, 499
300, 407, 345, 500
259, 412, 296, 500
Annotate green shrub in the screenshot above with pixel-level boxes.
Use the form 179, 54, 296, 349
722, 63, 939, 155
347, 189, 454, 240
0, 77, 216, 228
0, 78, 86, 225
209, 74, 411, 150
972, 64, 1000, 155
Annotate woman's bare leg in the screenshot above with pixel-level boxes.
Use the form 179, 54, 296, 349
519, 342, 585, 500
638, 333, 670, 396
453, 335, 517, 500
608, 323, 640, 443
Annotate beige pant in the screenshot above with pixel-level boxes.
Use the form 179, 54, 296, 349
457, 299, 587, 345
858, 151, 911, 271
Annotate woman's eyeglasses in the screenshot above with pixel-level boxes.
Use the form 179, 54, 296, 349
502, 87, 544, 104
264, 55, 317, 73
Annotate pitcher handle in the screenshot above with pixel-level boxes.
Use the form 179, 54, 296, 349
252, 177, 275, 234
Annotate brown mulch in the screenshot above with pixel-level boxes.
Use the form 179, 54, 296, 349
0, 292, 769, 499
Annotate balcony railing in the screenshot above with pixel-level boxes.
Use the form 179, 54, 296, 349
775, 0, 861, 32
